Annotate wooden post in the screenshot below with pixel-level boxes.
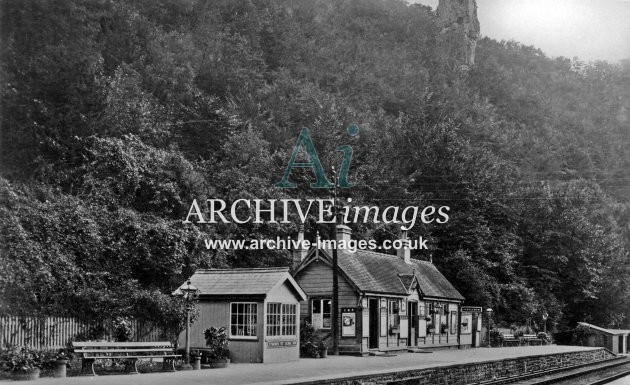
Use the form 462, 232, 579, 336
331, 168, 339, 355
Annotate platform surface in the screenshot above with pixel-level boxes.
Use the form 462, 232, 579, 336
10, 346, 602, 385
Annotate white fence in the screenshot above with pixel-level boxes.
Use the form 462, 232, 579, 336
0, 316, 165, 350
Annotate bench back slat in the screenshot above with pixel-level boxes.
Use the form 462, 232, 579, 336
77, 348, 174, 353
72, 341, 174, 348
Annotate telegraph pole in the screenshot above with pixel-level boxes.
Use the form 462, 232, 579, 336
331, 167, 339, 355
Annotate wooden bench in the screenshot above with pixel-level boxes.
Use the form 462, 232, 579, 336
521, 334, 543, 345
501, 333, 520, 347
72, 341, 181, 375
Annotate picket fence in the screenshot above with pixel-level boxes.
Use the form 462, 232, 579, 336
0, 316, 166, 350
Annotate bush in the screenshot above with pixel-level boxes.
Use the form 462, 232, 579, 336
113, 316, 134, 342
203, 326, 229, 360
571, 324, 593, 346
299, 321, 319, 358
537, 332, 550, 343
489, 328, 502, 347
0, 346, 43, 373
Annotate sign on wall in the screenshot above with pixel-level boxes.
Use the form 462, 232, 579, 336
461, 306, 483, 313
450, 311, 458, 334
380, 308, 387, 337
341, 308, 356, 337
312, 313, 323, 329
267, 340, 297, 348
399, 316, 408, 338
461, 314, 472, 334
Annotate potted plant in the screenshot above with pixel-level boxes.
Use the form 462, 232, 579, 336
203, 326, 230, 368
318, 340, 328, 358
0, 346, 42, 381
50, 348, 74, 378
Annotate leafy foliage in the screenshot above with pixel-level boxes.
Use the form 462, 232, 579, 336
203, 326, 229, 360
1, 0, 629, 333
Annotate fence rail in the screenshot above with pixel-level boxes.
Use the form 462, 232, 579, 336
0, 316, 166, 350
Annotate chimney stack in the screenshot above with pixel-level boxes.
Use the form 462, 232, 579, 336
397, 230, 411, 264
292, 224, 308, 270
336, 225, 352, 243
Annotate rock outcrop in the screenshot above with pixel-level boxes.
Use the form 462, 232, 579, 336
437, 0, 480, 68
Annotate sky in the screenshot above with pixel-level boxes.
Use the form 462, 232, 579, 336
411, 0, 630, 63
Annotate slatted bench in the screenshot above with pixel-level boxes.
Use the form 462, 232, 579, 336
501, 333, 520, 347
72, 341, 181, 375
521, 334, 543, 345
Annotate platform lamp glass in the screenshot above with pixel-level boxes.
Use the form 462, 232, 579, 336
178, 280, 199, 370
486, 308, 493, 348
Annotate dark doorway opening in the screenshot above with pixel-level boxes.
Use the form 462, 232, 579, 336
408, 302, 418, 347
472, 313, 479, 347
619, 335, 624, 353
369, 299, 379, 349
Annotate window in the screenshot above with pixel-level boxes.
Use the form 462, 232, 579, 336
267, 303, 297, 336
230, 302, 258, 338
311, 299, 331, 329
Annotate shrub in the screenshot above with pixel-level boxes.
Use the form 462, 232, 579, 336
0, 346, 43, 373
203, 326, 229, 360
113, 316, 134, 342
299, 321, 319, 358
537, 331, 550, 343
572, 324, 593, 346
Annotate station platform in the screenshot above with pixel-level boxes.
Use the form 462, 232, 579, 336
10, 346, 611, 385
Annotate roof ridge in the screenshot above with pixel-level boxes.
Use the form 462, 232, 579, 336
195, 267, 289, 273
352, 249, 433, 265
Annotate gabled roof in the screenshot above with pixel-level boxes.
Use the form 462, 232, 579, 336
295, 248, 464, 301
176, 267, 306, 301
578, 322, 630, 336
398, 274, 418, 293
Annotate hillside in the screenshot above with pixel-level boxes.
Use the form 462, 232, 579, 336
1, 0, 629, 331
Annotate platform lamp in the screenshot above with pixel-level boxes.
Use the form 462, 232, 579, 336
485, 308, 493, 348
178, 279, 199, 370
542, 312, 549, 334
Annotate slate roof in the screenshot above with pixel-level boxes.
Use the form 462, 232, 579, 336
398, 274, 416, 292
176, 267, 306, 300
297, 248, 464, 301
578, 322, 630, 335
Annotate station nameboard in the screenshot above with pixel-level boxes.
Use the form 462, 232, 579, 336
461, 306, 483, 313
267, 340, 297, 348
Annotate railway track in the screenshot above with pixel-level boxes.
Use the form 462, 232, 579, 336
587, 368, 630, 385
507, 358, 630, 385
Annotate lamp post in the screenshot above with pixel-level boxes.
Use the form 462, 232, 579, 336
486, 308, 493, 348
542, 312, 548, 334
179, 279, 198, 370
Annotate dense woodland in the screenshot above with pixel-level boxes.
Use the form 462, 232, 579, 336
1, 0, 629, 334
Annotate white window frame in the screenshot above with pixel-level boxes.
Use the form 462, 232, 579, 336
266, 303, 297, 337
311, 298, 332, 330
230, 302, 258, 340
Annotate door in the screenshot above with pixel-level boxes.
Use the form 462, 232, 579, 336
619, 335, 624, 354
369, 299, 379, 349
408, 302, 418, 347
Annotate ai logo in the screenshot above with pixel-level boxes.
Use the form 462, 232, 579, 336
275, 125, 359, 189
